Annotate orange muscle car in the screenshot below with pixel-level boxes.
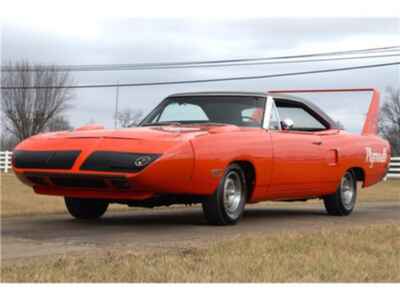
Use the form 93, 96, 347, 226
12, 89, 391, 225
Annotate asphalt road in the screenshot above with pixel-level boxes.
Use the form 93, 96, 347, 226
2, 200, 399, 261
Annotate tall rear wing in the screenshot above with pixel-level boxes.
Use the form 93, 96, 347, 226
268, 88, 380, 135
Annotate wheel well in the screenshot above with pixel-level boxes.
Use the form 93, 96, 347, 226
349, 167, 365, 183
232, 160, 256, 201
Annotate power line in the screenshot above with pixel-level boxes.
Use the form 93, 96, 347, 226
2, 61, 399, 90
2, 45, 400, 72
63, 53, 400, 71
5, 52, 399, 72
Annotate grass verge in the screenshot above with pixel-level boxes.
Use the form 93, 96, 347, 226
358, 180, 399, 202
1, 173, 399, 217
1, 173, 67, 217
2, 224, 399, 282
0, 174, 131, 217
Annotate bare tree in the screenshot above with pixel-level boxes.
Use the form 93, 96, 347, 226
335, 120, 345, 130
1, 61, 74, 142
46, 115, 73, 132
0, 130, 18, 151
379, 87, 400, 155
116, 108, 143, 128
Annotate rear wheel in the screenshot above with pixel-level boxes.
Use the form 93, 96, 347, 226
323, 170, 357, 216
202, 163, 247, 225
65, 197, 109, 219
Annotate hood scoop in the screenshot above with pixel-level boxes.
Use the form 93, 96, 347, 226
75, 124, 105, 131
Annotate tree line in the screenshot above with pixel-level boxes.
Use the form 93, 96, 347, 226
379, 87, 400, 156
1, 61, 142, 150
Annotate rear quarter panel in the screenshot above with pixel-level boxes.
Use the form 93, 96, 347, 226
322, 131, 390, 189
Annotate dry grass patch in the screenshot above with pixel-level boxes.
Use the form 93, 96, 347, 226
1, 173, 67, 217
0, 174, 133, 217
1, 173, 398, 217
2, 224, 399, 282
358, 180, 399, 202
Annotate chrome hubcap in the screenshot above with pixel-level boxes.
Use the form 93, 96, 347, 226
341, 173, 355, 210
223, 171, 242, 218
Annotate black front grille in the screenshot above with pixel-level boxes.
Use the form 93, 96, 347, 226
50, 176, 107, 188
110, 178, 130, 189
23, 172, 130, 190
26, 175, 48, 186
14, 150, 81, 169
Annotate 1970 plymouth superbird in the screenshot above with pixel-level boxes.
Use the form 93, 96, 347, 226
12, 88, 390, 225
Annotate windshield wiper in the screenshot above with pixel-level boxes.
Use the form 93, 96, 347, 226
141, 121, 182, 127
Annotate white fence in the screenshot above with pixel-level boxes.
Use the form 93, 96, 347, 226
386, 157, 400, 180
0, 151, 13, 173
0, 151, 399, 178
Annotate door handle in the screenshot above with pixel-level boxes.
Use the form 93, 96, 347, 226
312, 141, 323, 145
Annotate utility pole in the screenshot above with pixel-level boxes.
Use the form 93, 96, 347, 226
114, 82, 119, 128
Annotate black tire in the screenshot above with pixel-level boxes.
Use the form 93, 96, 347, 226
202, 163, 247, 225
323, 170, 357, 216
65, 197, 109, 219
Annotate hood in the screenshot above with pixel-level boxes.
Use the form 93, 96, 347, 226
15, 124, 244, 153
36, 124, 242, 141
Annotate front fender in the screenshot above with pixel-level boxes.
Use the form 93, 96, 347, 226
189, 130, 272, 195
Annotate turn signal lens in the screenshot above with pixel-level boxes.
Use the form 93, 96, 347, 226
134, 155, 153, 167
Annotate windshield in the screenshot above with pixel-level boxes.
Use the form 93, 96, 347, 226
140, 95, 266, 128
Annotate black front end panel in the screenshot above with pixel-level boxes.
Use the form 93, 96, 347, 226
80, 151, 160, 173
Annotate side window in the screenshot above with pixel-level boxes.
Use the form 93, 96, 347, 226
269, 101, 281, 130
277, 106, 326, 131
158, 103, 208, 122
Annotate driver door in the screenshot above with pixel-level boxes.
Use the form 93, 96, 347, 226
266, 99, 325, 199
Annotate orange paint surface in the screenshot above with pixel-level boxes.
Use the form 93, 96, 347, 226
13, 90, 390, 203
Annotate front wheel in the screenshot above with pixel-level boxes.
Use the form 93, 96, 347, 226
323, 170, 357, 216
65, 197, 109, 219
202, 163, 247, 225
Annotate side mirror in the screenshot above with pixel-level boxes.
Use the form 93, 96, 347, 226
281, 118, 294, 130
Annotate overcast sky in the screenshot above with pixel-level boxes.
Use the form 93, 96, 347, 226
1, 18, 399, 132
